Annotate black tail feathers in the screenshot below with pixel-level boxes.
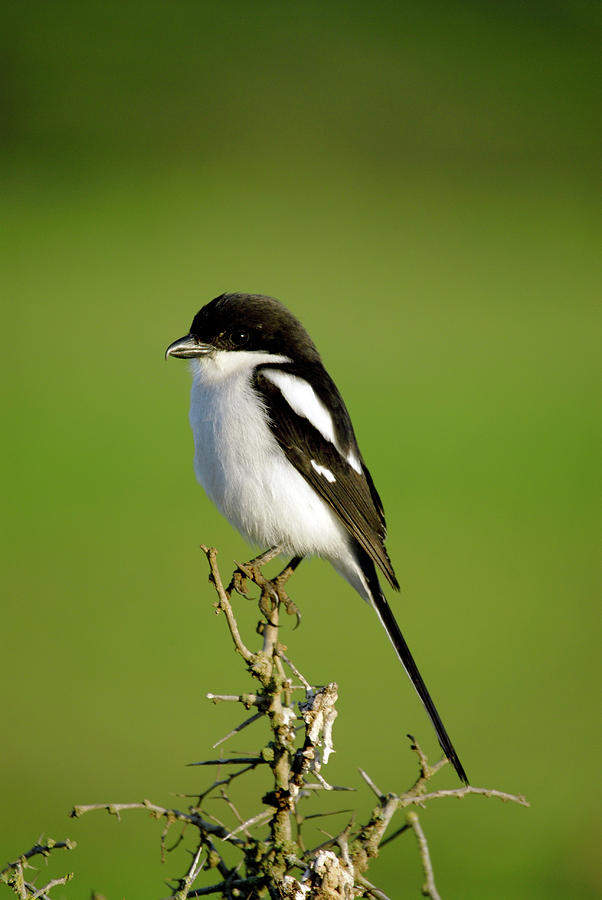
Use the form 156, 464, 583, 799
361, 554, 469, 784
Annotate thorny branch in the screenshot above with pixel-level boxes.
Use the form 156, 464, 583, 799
0, 839, 76, 899
4, 546, 529, 899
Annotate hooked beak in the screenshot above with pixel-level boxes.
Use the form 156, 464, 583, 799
165, 334, 213, 360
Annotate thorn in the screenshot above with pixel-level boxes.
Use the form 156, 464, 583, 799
358, 768, 385, 800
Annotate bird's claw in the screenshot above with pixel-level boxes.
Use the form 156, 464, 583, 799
283, 594, 302, 630
273, 581, 301, 629
259, 585, 278, 619
232, 568, 254, 600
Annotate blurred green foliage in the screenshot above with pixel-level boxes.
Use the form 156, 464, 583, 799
1, 2, 599, 898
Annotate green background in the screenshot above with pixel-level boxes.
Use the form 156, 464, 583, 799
2, 2, 599, 898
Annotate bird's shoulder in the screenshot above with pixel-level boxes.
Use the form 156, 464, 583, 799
252, 361, 398, 589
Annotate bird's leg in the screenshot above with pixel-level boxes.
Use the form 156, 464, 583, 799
248, 546, 283, 568
275, 556, 303, 585
272, 557, 303, 628
232, 546, 283, 600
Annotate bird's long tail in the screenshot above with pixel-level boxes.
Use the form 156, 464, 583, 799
355, 550, 469, 783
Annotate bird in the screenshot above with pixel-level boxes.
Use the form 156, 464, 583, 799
166, 291, 468, 783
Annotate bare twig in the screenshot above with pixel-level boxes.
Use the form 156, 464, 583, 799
277, 650, 313, 690
70, 801, 246, 847
200, 545, 254, 663
223, 808, 274, 840
400, 785, 530, 809
28, 876, 74, 900
206, 692, 263, 706
356, 873, 393, 900
171, 843, 204, 900
407, 811, 442, 900
302, 782, 356, 792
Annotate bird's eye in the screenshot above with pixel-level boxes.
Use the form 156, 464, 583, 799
230, 330, 249, 347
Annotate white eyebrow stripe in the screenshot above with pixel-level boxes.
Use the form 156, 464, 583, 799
193, 350, 292, 384
263, 370, 337, 446
311, 460, 336, 483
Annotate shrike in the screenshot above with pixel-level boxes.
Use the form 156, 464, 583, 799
166, 292, 467, 783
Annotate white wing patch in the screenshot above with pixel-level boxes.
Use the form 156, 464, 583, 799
263, 370, 336, 445
263, 369, 363, 476
346, 450, 362, 475
311, 460, 336, 483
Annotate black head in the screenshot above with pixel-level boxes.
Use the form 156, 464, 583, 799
166, 293, 322, 362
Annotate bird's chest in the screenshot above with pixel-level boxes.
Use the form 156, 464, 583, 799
189, 370, 280, 537
187, 358, 346, 555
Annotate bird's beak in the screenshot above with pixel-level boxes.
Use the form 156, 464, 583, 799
165, 334, 213, 360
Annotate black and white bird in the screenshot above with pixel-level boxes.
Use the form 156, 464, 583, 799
166, 292, 468, 783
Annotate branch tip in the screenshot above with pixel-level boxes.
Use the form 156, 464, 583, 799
54, 543, 528, 899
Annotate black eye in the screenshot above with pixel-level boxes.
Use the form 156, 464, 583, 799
230, 330, 249, 347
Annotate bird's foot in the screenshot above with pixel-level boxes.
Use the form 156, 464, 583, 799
231, 547, 282, 600
231, 567, 254, 600
275, 586, 302, 629
259, 579, 300, 629
232, 551, 303, 628
272, 556, 303, 627
232, 560, 278, 622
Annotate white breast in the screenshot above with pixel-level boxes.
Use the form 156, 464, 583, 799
188, 351, 350, 559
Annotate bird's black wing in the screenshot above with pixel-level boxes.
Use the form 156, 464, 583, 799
254, 363, 469, 784
253, 364, 399, 590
